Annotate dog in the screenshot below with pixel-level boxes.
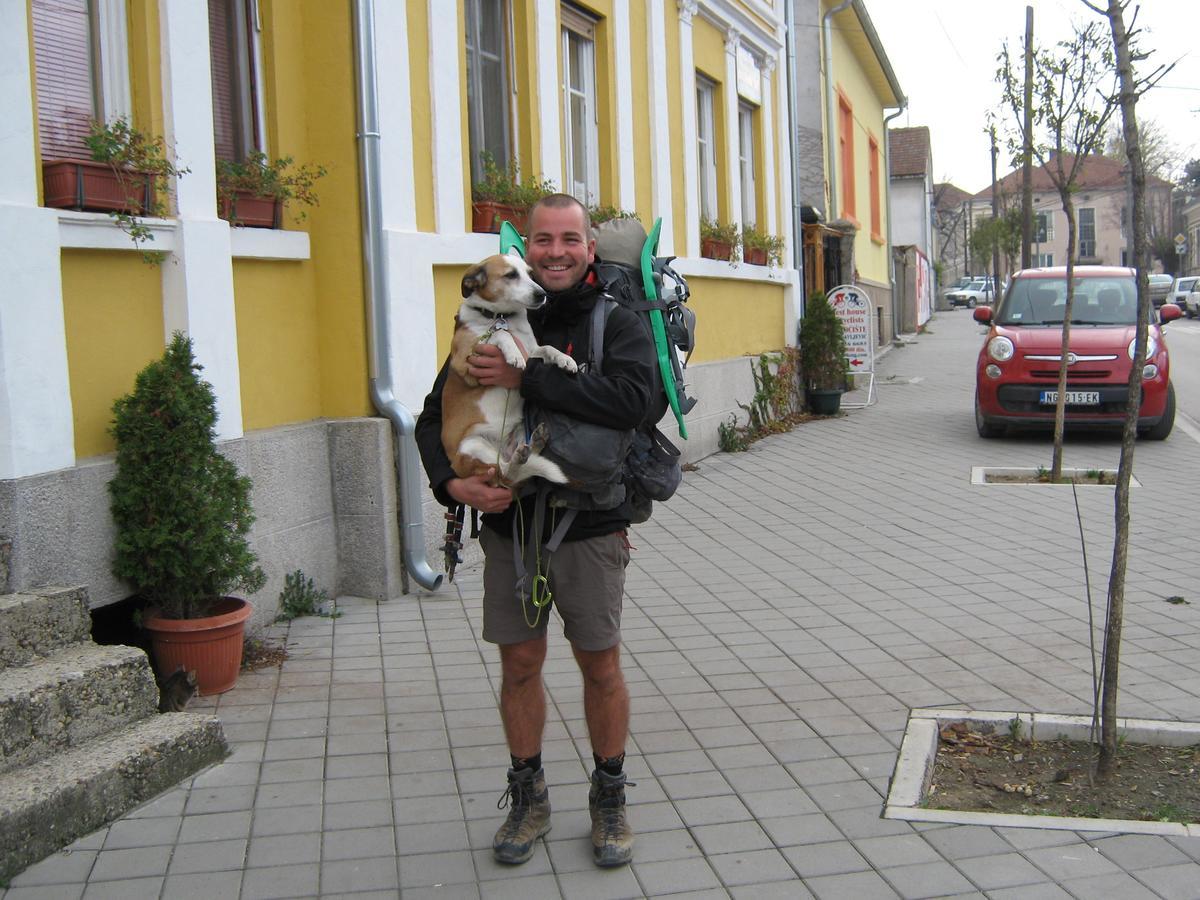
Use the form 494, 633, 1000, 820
441, 251, 577, 487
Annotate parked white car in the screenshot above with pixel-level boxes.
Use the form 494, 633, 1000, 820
947, 279, 995, 308
1170, 275, 1200, 317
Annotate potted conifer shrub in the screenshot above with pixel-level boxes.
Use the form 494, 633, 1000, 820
799, 290, 848, 415
109, 333, 266, 695
215, 151, 327, 228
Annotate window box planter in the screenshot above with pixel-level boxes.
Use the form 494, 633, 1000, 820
219, 191, 283, 228
472, 200, 529, 235
743, 247, 768, 266
700, 237, 733, 261
42, 159, 155, 215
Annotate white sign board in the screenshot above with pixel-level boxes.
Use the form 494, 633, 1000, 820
736, 46, 761, 105
827, 283, 876, 407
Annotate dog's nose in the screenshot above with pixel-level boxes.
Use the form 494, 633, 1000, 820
532, 284, 546, 300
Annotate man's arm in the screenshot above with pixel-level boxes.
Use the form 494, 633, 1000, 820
415, 361, 514, 513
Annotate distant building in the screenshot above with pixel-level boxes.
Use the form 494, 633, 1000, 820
933, 182, 974, 283
888, 126, 935, 332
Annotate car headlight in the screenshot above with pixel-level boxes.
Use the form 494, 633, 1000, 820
1128, 335, 1157, 360
988, 336, 1014, 362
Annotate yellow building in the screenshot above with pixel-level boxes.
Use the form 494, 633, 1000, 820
793, 0, 905, 341
2, 1, 798, 610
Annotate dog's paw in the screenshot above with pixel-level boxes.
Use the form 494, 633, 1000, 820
504, 352, 528, 370
556, 355, 578, 374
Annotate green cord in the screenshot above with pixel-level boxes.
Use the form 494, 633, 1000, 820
516, 501, 554, 629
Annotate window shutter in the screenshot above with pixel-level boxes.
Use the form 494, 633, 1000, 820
209, 0, 238, 162
560, 3, 596, 39
32, 0, 97, 161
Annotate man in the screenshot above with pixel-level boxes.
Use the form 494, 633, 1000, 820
415, 194, 656, 868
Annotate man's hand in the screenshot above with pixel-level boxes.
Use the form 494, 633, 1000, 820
468, 342, 525, 389
446, 469, 514, 514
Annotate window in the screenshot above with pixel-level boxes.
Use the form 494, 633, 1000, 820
837, 93, 855, 219
1034, 212, 1054, 243
561, 5, 599, 204
1079, 207, 1096, 258
868, 135, 880, 239
696, 76, 717, 223
1034, 252, 1054, 267
465, 0, 512, 183
208, 0, 264, 163
738, 103, 756, 226
31, 0, 130, 160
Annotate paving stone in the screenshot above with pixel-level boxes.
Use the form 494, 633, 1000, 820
707, 847, 797, 886
954, 851, 1055, 890
781, 840, 870, 878
877, 860, 976, 898
88, 845, 171, 882
80, 876, 164, 899
852, 833, 942, 869
1089, 833, 1193, 869
1061, 871, 1161, 899
165, 838, 247, 874
922, 825, 1011, 860
397, 849, 478, 888
319, 856, 401, 894
245, 831, 321, 868
633, 857, 723, 894
239, 862, 320, 899
805, 869, 901, 899
7, 848, 97, 886
1024, 842, 1123, 880
1134, 862, 1200, 899
161, 870, 242, 899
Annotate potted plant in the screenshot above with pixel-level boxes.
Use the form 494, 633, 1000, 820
799, 290, 847, 415
699, 218, 740, 262
215, 151, 327, 228
109, 333, 266, 695
742, 224, 785, 267
589, 204, 642, 227
43, 118, 187, 253
470, 152, 557, 234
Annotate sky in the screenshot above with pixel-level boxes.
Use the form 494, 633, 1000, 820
865, 0, 1200, 195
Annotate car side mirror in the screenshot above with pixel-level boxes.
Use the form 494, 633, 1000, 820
973, 306, 993, 323
1160, 303, 1182, 323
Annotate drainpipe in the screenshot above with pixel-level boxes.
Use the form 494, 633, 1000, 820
883, 104, 906, 336
352, 0, 443, 591
785, 0, 805, 317
822, 0, 853, 223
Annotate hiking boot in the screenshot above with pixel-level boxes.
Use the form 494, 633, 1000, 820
493, 767, 551, 864
589, 769, 634, 867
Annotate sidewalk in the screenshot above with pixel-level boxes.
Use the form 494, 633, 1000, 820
7, 309, 1200, 898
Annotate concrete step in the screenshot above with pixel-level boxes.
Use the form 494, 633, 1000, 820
0, 587, 91, 669
0, 712, 227, 881
0, 643, 158, 775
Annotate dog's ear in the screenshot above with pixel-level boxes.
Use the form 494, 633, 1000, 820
461, 264, 487, 298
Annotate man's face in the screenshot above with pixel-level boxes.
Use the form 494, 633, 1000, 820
526, 203, 595, 293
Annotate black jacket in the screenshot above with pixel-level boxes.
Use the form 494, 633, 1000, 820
415, 268, 656, 541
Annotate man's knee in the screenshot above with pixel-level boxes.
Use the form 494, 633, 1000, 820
500, 637, 548, 686
574, 644, 625, 691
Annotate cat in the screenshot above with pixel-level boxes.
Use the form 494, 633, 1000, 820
157, 667, 198, 712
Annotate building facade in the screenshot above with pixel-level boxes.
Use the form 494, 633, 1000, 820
3, 0, 798, 613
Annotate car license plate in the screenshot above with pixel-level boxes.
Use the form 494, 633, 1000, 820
1040, 391, 1100, 405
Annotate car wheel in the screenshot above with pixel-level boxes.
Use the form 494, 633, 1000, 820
1139, 383, 1175, 441
967, 297, 976, 308
1188, 308, 1196, 319
975, 394, 1003, 438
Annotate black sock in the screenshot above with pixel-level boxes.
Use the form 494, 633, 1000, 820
593, 752, 625, 777
510, 752, 541, 773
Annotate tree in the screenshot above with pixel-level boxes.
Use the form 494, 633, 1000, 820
1104, 118, 1178, 181
997, 19, 1119, 481
970, 208, 1022, 278
1084, 0, 1174, 779
1181, 159, 1200, 195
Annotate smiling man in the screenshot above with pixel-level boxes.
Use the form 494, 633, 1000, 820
415, 193, 656, 868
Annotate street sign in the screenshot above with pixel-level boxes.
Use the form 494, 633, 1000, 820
826, 283, 876, 407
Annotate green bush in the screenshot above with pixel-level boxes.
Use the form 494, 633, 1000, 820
276, 570, 335, 621
799, 291, 847, 391
216, 151, 327, 223
108, 333, 265, 620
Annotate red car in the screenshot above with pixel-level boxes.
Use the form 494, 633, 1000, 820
973, 266, 1181, 439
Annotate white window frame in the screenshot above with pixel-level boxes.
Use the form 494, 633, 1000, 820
696, 76, 717, 223
465, 0, 513, 183
561, 5, 600, 205
1035, 211, 1054, 243
1034, 252, 1054, 267
1079, 207, 1096, 258
738, 102, 756, 227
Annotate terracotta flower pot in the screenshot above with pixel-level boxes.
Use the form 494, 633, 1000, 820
219, 191, 282, 228
744, 247, 768, 266
143, 597, 252, 696
471, 200, 516, 234
700, 237, 733, 261
42, 159, 154, 214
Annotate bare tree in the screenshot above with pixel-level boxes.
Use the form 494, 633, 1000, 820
1082, 0, 1175, 778
997, 20, 1119, 481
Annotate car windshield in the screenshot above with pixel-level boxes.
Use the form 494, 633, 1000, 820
995, 277, 1139, 326
965, 280, 987, 291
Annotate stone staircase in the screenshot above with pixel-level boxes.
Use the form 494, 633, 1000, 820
0, 586, 228, 880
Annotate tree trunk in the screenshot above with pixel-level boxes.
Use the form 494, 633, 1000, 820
1051, 194, 1077, 481
1097, 0, 1147, 779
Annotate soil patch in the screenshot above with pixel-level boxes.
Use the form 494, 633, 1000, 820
984, 470, 1116, 485
930, 721, 1200, 824
241, 637, 288, 672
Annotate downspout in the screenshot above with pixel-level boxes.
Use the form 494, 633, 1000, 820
822, 0, 854, 224
883, 103, 906, 336
352, 0, 443, 591
785, 0, 805, 318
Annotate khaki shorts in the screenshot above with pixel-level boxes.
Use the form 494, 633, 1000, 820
480, 527, 629, 651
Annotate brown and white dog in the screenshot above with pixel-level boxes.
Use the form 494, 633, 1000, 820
441, 251, 577, 487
